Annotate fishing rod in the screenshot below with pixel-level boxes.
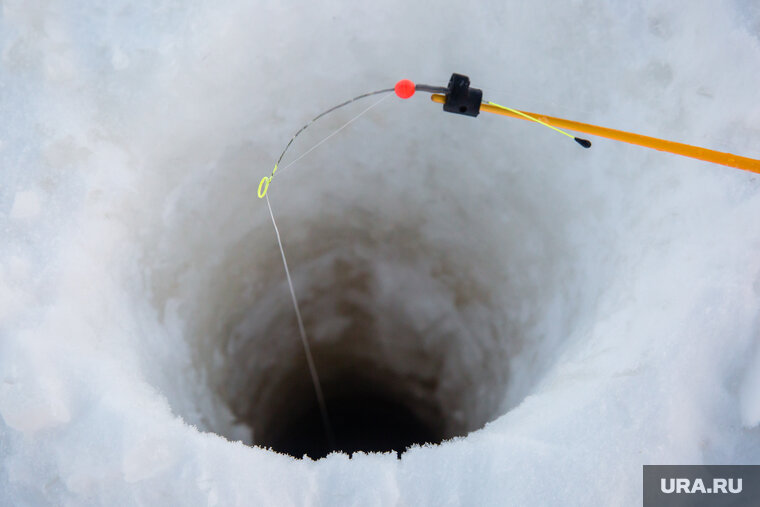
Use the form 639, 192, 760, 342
256, 73, 759, 453
422, 73, 760, 172
258, 72, 759, 199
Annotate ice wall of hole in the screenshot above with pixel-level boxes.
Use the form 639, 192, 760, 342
145, 106, 594, 459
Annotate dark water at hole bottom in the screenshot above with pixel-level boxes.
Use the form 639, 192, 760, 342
268, 392, 443, 459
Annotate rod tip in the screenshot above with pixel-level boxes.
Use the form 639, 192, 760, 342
574, 137, 592, 149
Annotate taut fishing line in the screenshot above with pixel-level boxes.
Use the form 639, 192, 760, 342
257, 90, 394, 199
264, 193, 335, 450
258, 72, 760, 454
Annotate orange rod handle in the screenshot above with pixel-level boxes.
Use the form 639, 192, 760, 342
431, 94, 760, 174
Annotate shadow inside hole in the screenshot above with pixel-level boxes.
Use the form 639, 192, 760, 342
266, 388, 444, 460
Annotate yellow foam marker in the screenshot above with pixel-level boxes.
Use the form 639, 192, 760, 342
431, 94, 760, 174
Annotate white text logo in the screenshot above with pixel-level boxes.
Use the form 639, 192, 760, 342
660, 478, 742, 494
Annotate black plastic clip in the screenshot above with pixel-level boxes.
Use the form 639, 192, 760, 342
443, 73, 482, 117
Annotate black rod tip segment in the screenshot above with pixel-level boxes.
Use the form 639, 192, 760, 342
415, 84, 449, 94
574, 137, 592, 148
442, 73, 482, 117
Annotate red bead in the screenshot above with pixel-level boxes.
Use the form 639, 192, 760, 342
394, 79, 415, 99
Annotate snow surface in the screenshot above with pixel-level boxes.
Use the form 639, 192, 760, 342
2, 0, 760, 505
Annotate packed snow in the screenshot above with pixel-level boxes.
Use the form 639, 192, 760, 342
2, 0, 760, 505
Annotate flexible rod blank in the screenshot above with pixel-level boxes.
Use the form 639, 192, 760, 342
431, 93, 760, 174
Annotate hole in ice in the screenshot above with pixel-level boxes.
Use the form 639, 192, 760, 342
187, 214, 522, 459
266, 379, 443, 459
218, 246, 507, 458
149, 117, 578, 460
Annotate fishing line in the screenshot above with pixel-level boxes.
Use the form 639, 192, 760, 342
280, 94, 393, 173
258, 89, 394, 198
486, 100, 592, 148
265, 193, 335, 450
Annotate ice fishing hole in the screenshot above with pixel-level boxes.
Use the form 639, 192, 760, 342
217, 251, 508, 460
186, 213, 529, 460
157, 135, 577, 459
